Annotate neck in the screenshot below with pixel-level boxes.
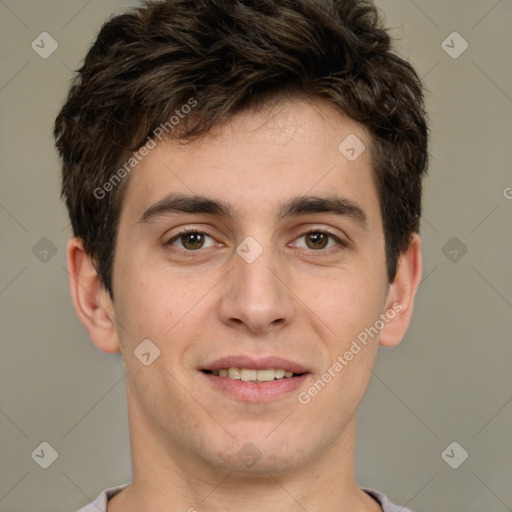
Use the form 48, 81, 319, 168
108, 386, 380, 512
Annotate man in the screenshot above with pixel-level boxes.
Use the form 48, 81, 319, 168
54, 0, 428, 510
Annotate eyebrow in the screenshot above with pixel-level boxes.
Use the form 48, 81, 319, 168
138, 193, 367, 227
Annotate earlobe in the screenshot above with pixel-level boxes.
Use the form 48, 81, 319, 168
379, 233, 422, 348
66, 237, 121, 354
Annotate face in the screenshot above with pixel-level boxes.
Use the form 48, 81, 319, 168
110, 98, 392, 474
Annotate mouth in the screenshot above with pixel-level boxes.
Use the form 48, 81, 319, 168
201, 367, 305, 382
200, 355, 310, 402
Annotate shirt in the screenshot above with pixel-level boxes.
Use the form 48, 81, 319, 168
75, 483, 412, 511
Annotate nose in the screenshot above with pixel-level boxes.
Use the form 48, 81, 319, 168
218, 241, 296, 335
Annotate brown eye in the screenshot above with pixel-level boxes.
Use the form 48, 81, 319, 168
167, 231, 215, 251
305, 232, 329, 249
294, 231, 345, 251
180, 232, 205, 250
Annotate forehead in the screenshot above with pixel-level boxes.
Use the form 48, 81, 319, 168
119, 97, 380, 227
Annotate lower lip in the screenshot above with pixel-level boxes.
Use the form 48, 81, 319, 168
200, 372, 309, 402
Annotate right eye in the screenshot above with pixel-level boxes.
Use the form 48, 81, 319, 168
165, 229, 217, 251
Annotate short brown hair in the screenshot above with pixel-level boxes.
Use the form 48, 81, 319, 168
54, 0, 429, 297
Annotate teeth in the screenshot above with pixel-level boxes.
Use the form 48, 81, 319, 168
275, 369, 285, 379
228, 368, 241, 379
240, 369, 257, 382
211, 368, 298, 382
254, 369, 276, 382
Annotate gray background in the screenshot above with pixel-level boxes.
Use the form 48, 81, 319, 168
1, 0, 511, 511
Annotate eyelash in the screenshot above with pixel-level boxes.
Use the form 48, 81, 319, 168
164, 227, 348, 255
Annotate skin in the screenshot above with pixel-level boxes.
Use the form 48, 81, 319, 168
68, 97, 422, 512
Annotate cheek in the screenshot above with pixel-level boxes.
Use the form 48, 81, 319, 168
306, 263, 386, 333
112, 259, 170, 347
305, 276, 382, 412
112, 261, 212, 360
301, 270, 387, 389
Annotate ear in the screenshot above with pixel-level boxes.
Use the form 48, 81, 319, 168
66, 237, 120, 354
379, 233, 422, 348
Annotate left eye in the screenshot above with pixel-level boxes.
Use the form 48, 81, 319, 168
294, 231, 343, 250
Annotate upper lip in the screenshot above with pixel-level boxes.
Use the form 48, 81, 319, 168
202, 355, 309, 374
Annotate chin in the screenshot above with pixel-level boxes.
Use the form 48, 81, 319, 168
201, 431, 311, 475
